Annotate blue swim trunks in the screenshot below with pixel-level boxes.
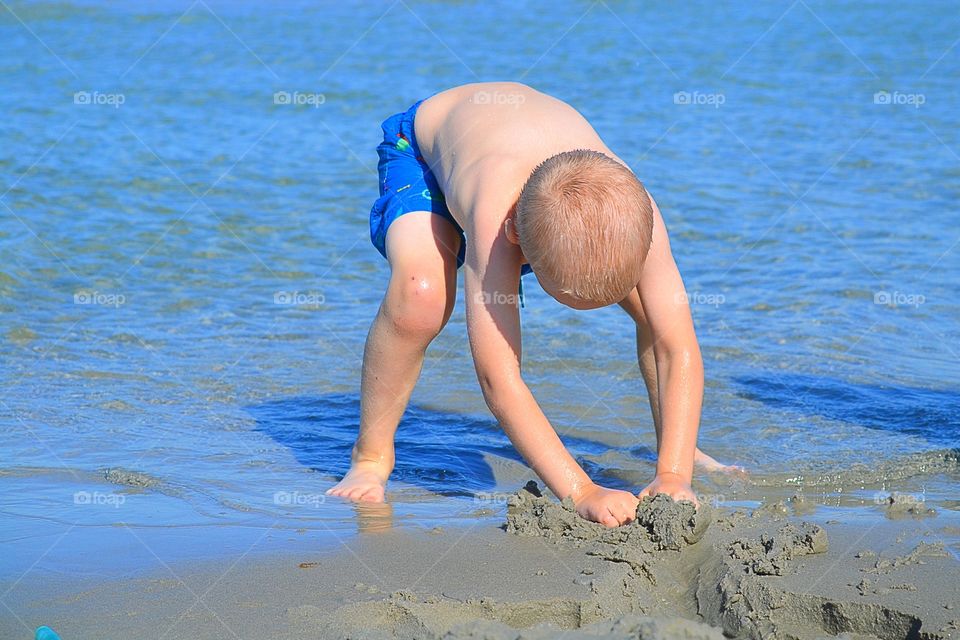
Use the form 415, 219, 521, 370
369, 100, 532, 278
369, 100, 466, 267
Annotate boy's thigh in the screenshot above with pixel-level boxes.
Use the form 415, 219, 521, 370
385, 211, 462, 272
384, 211, 462, 311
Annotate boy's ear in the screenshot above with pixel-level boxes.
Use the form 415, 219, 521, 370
504, 215, 521, 245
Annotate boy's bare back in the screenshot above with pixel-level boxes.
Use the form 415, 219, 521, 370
415, 82, 621, 228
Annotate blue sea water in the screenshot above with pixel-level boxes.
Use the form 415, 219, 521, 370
1, 0, 958, 583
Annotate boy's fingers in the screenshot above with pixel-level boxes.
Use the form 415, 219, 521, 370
606, 506, 626, 527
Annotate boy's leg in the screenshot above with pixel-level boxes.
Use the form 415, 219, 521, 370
327, 211, 461, 502
618, 287, 739, 472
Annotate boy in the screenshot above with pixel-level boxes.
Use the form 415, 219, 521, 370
327, 83, 733, 527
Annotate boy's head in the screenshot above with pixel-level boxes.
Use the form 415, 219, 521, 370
513, 150, 654, 309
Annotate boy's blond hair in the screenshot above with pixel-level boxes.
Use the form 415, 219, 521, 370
516, 150, 654, 306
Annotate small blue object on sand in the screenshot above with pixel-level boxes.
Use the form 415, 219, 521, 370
35, 627, 62, 640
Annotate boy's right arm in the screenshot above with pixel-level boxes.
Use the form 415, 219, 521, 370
462, 204, 638, 527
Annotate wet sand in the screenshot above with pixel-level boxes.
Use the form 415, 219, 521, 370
4, 484, 958, 640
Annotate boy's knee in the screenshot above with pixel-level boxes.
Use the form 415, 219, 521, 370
383, 272, 451, 340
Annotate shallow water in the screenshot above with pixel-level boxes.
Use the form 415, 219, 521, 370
1, 0, 958, 580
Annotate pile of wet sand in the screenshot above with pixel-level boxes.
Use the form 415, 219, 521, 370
323, 482, 959, 639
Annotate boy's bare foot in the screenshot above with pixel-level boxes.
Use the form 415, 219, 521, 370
694, 448, 746, 474
326, 462, 390, 502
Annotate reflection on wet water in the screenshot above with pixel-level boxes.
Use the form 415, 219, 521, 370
355, 502, 394, 535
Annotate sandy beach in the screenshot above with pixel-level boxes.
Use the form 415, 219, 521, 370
5, 483, 958, 639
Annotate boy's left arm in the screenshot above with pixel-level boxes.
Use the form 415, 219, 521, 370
636, 198, 703, 504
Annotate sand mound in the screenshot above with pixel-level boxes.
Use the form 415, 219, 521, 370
321, 483, 958, 640
506, 481, 709, 551
727, 521, 828, 576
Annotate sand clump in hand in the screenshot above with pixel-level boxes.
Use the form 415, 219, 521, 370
506, 480, 710, 552
505, 481, 711, 587
635, 491, 710, 550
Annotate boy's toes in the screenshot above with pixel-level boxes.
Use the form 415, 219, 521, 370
329, 485, 356, 498
713, 463, 747, 476
694, 449, 746, 475
340, 484, 382, 502
358, 488, 384, 503
344, 487, 369, 501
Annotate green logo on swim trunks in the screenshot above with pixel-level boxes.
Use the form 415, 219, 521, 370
396, 138, 411, 151
422, 189, 444, 201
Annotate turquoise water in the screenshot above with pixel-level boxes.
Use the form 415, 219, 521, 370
2, 0, 958, 581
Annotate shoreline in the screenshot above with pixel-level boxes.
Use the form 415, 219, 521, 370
4, 488, 958, 640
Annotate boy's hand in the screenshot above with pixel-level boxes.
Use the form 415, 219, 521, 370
573, 483, 640, 527
638, 472, 699, 507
